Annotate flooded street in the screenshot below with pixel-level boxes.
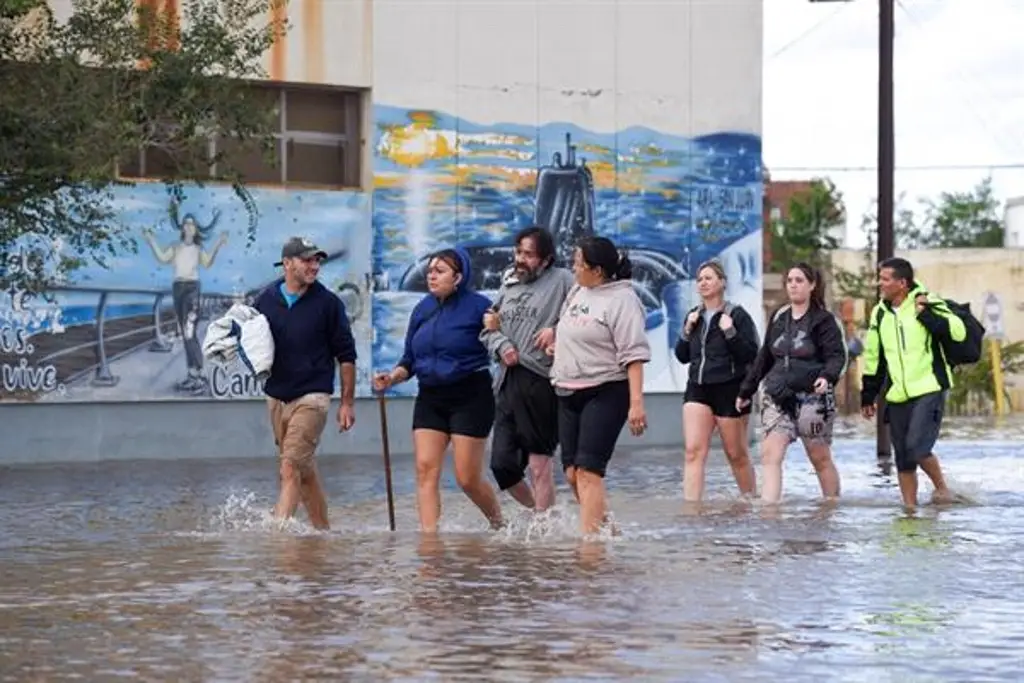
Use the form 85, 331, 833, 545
2, 416, 1023, 681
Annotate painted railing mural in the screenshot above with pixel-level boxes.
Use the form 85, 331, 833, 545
0, 185, 372, 402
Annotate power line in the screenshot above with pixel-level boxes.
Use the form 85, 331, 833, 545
767, 1, 851, 60
769, 162, 1024, 173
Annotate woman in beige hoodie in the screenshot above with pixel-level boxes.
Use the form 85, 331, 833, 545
550, 236, 652, 534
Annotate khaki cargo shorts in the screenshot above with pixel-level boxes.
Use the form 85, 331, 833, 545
761, 390, 836, 446
267, 392, 331, 471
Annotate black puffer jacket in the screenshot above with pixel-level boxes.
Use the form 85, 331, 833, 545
673, 303, 760, 386
738, 303, 848, 405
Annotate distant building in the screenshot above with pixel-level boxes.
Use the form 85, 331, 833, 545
1004, 196, 1024, 248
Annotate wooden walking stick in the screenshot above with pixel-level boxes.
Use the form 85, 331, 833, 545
377, 393, 397, 531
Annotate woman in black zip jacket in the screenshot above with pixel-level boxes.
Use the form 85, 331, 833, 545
674, 260, 760, 504
735, 262, 848, 505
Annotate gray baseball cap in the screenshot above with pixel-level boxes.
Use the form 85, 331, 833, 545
274, 236, 328, 267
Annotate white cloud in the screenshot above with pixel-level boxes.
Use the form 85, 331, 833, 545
764, 0, 1024, 247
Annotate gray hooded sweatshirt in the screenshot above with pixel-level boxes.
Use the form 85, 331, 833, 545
550, 280, 651, 390
480, 265, 575, 392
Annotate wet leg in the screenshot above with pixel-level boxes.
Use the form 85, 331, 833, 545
683, 402, 715, 504
299, 464, 330, 530
919, 455, 952, 502
506, 480, 536, 510
759, 432, 792, 504
528, 454, 556, 511
717, 415, 756, 498
575, 468, 608, 535
452, 434, 504, 529
414, 429, 449, 533
564, 466, 581, 503
274, 459, 303, 522
802, 439, 840, 500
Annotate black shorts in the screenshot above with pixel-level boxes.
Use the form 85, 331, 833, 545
684, 377, 750, 418
558, 380, 630, 478
413, 370, 495, 438
490, 365, 559, 490
886, 390, 945, 473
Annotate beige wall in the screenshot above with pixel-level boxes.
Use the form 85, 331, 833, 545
831, 247, 1024, 410
46, 0, 373, 87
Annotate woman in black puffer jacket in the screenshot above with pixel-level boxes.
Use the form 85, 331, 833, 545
736, 262, 848, 505
674, 260, 760, 505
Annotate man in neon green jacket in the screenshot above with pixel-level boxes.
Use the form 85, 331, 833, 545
860, 257, 965, 508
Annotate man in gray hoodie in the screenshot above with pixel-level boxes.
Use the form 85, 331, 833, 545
481, 226, 574, 512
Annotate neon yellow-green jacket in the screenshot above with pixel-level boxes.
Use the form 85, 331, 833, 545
860, 283, 966, 405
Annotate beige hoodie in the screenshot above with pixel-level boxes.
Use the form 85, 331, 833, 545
550, 280, 651, 390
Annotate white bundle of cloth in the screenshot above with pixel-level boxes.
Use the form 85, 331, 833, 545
201, 303, 275, 380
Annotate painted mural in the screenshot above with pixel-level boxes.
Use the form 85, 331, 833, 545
370, 105, 764, 396
0, 106, 763, 404
0, 185, 372, 402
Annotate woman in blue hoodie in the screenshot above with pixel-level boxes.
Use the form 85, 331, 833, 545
373, 247, 505, 533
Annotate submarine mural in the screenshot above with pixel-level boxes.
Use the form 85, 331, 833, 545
389, 135, 687, 335
370, 104, 763, 395
535, 133, 597, 267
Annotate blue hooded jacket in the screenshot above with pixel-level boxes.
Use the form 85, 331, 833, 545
398, 246, 493, 387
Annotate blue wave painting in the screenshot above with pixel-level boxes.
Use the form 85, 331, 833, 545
370, 104, 764, 396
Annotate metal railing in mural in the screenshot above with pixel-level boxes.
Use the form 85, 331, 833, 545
28, 276, 366, 392
36, 285, 246, 389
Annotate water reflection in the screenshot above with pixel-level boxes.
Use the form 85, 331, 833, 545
1, 424, 1024, 680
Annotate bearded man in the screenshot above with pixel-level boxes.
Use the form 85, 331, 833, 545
481, 226, 574, 512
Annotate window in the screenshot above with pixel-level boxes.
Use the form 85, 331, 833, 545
119, 83, 364, 189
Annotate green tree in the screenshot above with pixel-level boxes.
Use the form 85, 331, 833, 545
835, 191, 921, 305
917, 175, 1003, 248
768, 177, 846, 272
0, 0, 287, 292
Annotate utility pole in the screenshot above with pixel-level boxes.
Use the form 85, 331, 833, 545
806, 0, 895, 470
876, 0, 895, 472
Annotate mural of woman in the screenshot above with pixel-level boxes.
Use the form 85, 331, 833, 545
141, 207, 228, 395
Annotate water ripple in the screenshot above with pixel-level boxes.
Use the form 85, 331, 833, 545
2, 418, 1024, 680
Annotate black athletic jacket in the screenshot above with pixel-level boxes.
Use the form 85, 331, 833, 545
737, 303, 848, 403
674, 303, 760, 386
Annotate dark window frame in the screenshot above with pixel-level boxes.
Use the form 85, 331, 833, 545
119, 81, 365, 190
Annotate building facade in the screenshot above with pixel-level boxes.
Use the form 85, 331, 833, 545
1, 0, 764, 460
1005, 196, 1024, 248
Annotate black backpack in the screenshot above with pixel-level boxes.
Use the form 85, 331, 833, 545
874, 298, 984, 367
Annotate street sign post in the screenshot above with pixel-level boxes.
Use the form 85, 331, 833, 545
982, 292, 1007, 416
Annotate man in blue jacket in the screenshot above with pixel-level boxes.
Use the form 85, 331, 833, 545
255, 236, 357, 530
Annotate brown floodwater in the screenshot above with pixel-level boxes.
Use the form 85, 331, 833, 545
1, 415, 1023, 681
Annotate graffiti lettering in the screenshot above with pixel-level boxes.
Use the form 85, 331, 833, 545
209, 365, 265, 399
695, 217, 748, 242
0, 299, 64, 397
1, 358, 59, 393
0, 324, 31, 355
691, 185, 758, 215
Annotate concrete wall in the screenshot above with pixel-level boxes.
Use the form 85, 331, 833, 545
832, 247, 1024, 408
0, 0, 764, 464
2, 392, 704, 464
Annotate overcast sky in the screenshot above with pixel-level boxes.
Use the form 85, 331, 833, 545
763, 0, 1024, 247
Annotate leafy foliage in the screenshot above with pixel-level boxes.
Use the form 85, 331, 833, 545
767, 177, 846, 272
918, 176, 1004, 248
947, 341, 1024, 416
833, 175, 1005, 315
0, 0, 287, 292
